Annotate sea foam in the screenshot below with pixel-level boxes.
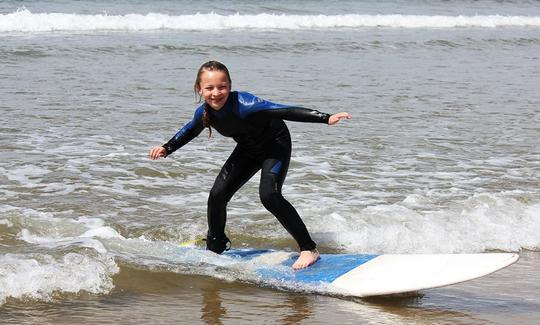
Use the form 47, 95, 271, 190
0, 253, 119, 305
2, 9, 540, 33
312, 193, 540, 254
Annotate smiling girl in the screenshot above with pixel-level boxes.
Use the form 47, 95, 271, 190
150, 61, 351, 269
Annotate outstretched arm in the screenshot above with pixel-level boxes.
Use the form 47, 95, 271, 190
237, 92, 351, 125
149, 107, 205, 160
253, 106, 351, 125
253, 106, 331, 123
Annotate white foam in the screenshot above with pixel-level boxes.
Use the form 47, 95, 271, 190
249, 251, 293, 266
4, 206, 243, 280
2, 9, 540, 33
313, 193, 540, 254
5, 164, 51, 185
15, 212, 125, 255
3, 191, 538, 301
0, 253, 119, 305
146, 192, 208, 207
80, 226, 124, 239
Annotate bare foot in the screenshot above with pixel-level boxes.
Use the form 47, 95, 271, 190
292, 249, 320, 270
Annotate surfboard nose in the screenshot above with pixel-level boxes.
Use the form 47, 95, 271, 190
330, 253, 520, 297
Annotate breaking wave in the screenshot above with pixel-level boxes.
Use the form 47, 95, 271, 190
2, 9, 540, 33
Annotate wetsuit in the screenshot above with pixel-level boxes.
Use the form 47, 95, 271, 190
163, 91, 331, 254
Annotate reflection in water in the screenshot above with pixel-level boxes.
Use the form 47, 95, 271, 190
201, 284, 314, 324
280, 294, 312, 324
201, 287, 226, 325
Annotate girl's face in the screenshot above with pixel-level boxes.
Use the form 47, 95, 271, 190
197, 69, 231, 110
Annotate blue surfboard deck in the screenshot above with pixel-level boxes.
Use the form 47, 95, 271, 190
224, 249, 378, 284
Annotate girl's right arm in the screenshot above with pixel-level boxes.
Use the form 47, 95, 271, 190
149, 106, 205, 160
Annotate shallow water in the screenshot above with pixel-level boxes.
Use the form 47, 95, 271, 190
1, 0, 540, 323
1, 251, 539, 324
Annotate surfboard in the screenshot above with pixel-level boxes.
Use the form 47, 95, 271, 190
222, 249, 519, 297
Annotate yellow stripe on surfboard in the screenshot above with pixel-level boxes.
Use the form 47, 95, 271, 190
179, 237, 205, 247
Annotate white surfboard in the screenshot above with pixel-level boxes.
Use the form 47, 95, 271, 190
224, 249, 519, 297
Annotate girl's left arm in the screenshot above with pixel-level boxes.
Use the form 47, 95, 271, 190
238, 92, 350, 125
255, 106, 351, 125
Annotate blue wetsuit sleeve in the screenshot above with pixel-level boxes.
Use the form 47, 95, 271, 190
237, 91, 331, 124
162, 106, 205, 156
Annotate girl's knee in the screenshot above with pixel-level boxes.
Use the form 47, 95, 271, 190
208, 186, 228, 205
260, 189, 282, 209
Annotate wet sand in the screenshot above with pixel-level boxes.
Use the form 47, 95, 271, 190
1, 250, 538, 324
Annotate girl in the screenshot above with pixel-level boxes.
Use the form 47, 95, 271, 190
150, 61, 351, 269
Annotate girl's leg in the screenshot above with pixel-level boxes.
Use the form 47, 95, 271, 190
207, 146, 260, 253
258, 143, 317, 252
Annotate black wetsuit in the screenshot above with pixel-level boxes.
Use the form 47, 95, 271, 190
163, 91, 330, 253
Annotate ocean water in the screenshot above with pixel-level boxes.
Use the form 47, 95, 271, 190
1, 0, 539, 323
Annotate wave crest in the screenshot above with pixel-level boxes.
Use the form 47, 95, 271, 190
2, 9, 540, 33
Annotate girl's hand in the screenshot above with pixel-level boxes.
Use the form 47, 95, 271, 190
328, 112, 352, 125
149, 146, 167, 160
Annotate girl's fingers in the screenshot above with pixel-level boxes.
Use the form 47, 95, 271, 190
329, 112, 352, 125
150, 147, 165, 160
338, 112, 352, 120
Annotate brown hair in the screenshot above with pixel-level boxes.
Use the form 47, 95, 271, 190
194, 61, 232, 137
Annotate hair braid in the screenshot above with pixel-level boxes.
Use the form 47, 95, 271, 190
202, 104, 212, 138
